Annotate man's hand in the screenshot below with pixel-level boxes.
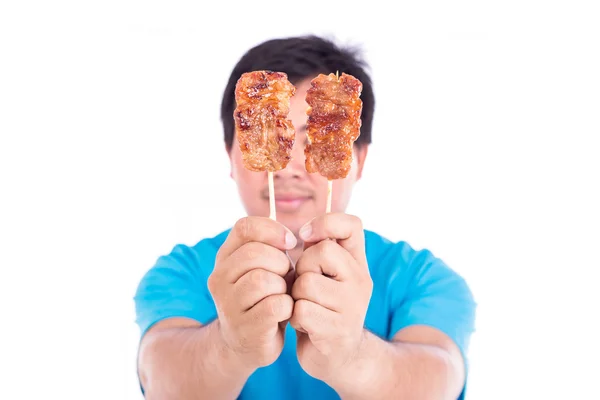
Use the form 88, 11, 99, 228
208, 216, 297, 371
289, 213, 373, 382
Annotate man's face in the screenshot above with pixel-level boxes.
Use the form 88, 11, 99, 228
228, 78, 368, 236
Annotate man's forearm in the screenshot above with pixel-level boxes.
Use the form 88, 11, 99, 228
138, 320, 253, 400
326, 330, 462, 400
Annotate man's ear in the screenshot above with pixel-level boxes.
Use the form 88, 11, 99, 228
354, 144, 369, 180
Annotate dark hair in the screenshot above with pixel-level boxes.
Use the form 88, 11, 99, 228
220, 35, 375, 152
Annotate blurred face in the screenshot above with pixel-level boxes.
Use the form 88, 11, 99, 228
228, 78, 368, 237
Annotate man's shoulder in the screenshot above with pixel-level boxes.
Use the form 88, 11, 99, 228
149, 229, 231, 273
364, 229, 468, 290
364, 229, 430, 269
190, 228, 231, 254
134, 229, 231, 335
135, 228, 231, 300
363, 229, 476, 347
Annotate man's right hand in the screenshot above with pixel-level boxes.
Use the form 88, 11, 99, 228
208, 216, 297, 370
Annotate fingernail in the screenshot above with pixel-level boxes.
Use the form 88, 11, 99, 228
285, 232, 297, 249
299, 223, 312, 241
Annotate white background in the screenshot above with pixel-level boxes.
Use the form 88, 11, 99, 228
1, 1, 599, 399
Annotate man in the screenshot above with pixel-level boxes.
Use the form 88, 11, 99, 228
134, 35, 476, 399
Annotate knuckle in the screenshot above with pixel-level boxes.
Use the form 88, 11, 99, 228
294, 255, 307, 276
318, 239, 335, 259
283, 295, 294, 316
247, 268, 265, 286
264, 295, 281, 317
240, 241, 262, 261
268, 295, 291, 319
235, 217, 253, 241
254, 269, 278, 292
296, 299, 310, 319
315, 275, 330, 296
295, 250, 314, 275
303, 273, 318, 292
322, 239, 337, 252
304, 245, 329, 274
276, 248, 291, 267
215, 247, 225, 262
296, 273, 309, 291
321, 217, 330, 236
348, 214, 362, 227
215, 242, 231, 263
294, 274, 309, 296
207, 272, 227, 298
238, 270, 257, 294
366, 276, 374, 291
308, 303, 321, 323
271, 295, 289, 316
244, 243, 288, 276
207, 273, 216, 293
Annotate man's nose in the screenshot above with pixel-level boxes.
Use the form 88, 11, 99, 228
274, 136, 306, 179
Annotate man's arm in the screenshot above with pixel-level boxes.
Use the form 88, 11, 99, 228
290, 213, 473, 399
136, 217, 297, 400
138, 317, 253, 400
325, 325, 465, 400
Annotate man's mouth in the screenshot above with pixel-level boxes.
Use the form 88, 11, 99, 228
270, 194, 312, 212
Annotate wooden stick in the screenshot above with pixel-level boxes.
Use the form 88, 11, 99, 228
325, 70, 339, 215
326, 179, 333, 214
324, 78, 336, 240
268, 171, 276, 220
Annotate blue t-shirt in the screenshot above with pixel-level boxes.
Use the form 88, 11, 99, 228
134, 229, 476, 399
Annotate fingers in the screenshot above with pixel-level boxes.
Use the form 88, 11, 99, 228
245, 294, 294, 326
291, 272, 342, 312
227, 242, 292, 283
295, 239, 356, 281
234, 269, 288, 311
217, 216, 297, 262
289, 299, 339, 337
299, 213, 366, 263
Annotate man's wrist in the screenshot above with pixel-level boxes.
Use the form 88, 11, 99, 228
209, 320, 256, 380
326, 330, 388, 398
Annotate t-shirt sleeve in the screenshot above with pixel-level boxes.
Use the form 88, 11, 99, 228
388, 249, 477, 399
134, 243, 218, 338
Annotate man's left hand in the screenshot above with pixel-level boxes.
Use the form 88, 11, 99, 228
289, 213, 373, 382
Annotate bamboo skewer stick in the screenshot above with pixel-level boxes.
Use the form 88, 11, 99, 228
326, 180, 333, 214
324, 70, 341, 215
268, 171, 276, 220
